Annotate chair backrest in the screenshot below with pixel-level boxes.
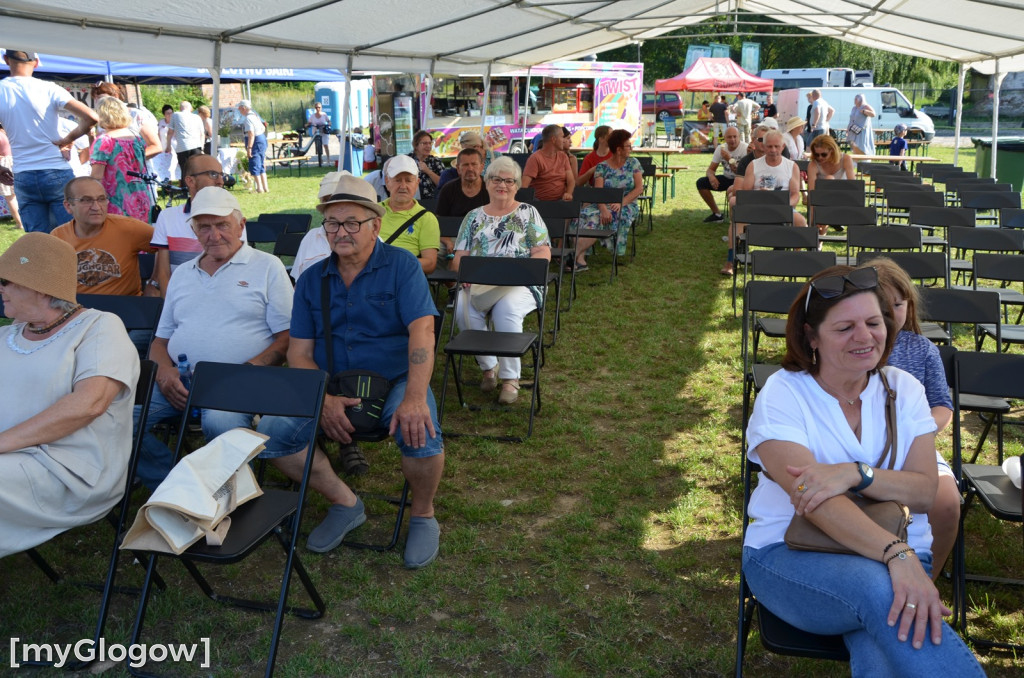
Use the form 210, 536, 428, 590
574, 186, 624, 205
542, 216, 570, 240
973, 252, 1024, 284
918, 163, 956, 180
745, 223, 818, 249
258, 213, 312, 234
856, 251, 949, 285
436, 215, 464, 239
875, 174, 923, 190
999, 207, 1024, 229
919, 287, 1002, 326
418, 197, 438, 214
272, 231, 305, 258
954, 351, 1024, 401
734, 190, 790, 207
812, 205, 876, 229
455, 255, 549, 287
847, 225, 923, 251
947, 225, 1024, 254
78, 294, 164, 334
752, 250, 836, 279
744, 279, 806, 316
808, 189, 864, 207
931, 167, 971, 184
244, 221, 282, 245
961, 191, 1021, 211
908, 205, 975, 229
515, 187, 535, 203
185, 362, 328, 419
884, 190, 944, 210
533, 199, 581, 221
507, 153, 530, 170
945, 175, 996, 193
732, 203, 794, 226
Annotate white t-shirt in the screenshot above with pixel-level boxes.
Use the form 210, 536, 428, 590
745, 367, 937, 554
159, 245, 292, 365
750, 156, 796, 192
782, 132, 805, 161
810, 99, 832, 133
243, 112, 266, 137
169, 110, 204, 153
59, 117, 92, 177
0, 75, 75, 171
712, 141, 748, 179
290, 227, 331, 282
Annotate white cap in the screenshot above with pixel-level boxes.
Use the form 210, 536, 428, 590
188, 186, 241, 221
237, 99, 252, 110
318, 170, 352, 200
385, 154, 419, 178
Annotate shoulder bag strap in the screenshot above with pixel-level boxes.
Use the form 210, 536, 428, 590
384, 209, 427, 245
875, 368, 899, 470
319, 258, 335, 375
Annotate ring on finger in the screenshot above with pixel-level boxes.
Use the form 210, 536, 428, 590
797, 484, 807, 493
905, 603, 917, 610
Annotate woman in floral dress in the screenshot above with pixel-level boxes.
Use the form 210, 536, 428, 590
575, 129, 643, 268
90, 97, 152, 222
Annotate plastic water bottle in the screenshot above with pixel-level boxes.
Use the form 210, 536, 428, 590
177, 354, 200, 419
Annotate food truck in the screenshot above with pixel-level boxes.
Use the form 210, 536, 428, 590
372, 61, 643, 158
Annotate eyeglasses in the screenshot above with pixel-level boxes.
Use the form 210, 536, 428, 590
321, 216, 376, 234
755, 137, 765, 143
189, 170, 228, 181
488, 177, 516, 186
804, 267, 878, 312
812, 151, 830, 159
0, 278, 8, 286
69, 196, 108, 206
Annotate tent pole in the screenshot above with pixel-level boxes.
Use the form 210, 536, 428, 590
991, 60, 1005, 181
480, 63, 491, 140
211, 42, 221, 156
520, 66, 532, 151
339, 54, 353, 172
425, 58, 436, 131
953, 63, 966, 167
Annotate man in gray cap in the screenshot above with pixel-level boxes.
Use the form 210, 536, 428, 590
0, 49, 98, 232
282, 173, 444, 568
134, 186, 294, 489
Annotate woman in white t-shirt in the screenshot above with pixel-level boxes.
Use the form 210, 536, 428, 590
742, 264, 985, 677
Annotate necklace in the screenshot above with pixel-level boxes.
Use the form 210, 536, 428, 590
816, 375, 863, 406
27, 304, 82, 335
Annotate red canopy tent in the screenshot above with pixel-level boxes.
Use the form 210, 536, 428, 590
654, 57, 773, 93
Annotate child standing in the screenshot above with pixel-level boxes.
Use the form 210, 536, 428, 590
889, 123, 909, 171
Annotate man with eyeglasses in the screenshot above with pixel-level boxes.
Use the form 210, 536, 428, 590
134, 186, 294, 490
148, 154, 243, 297
283, 173, 443, 567
51, 176, 155, 296
380, 154, 440, 274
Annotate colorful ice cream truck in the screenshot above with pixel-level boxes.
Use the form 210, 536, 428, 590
372, 61, 643, 158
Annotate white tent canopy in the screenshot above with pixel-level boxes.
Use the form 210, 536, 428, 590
3, 1, 1024, 172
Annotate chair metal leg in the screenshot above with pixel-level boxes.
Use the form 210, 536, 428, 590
343, 480, 411, 551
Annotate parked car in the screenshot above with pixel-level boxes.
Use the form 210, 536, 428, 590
643, 91, 684, 120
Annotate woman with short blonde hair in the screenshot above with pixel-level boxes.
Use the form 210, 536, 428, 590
90, 97, 153, 221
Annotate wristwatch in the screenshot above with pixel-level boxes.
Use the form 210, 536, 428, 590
146, 279, 161, 290
851, 461, 874, 493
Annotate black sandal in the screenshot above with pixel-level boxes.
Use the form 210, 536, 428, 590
339, 442, 369, 476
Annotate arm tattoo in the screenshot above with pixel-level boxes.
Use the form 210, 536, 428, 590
409, 347, 429, 365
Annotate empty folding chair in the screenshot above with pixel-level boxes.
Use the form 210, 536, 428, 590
908, 205, 974, 254
881, 187, 942, 225
947, 226, 1024, 286
962, 190, 1021, 225
258, 212, 312, 234
999, 207, 1024, 229
972, 253, 1024, 336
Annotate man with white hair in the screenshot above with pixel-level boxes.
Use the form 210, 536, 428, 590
0, 49, 98, 232
164, 101, 205, 182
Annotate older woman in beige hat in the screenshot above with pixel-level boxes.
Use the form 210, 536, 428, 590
783, 116, 806, 161
0, 233, 139, 558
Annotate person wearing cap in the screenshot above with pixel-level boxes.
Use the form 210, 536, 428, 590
729, 94, 760, 144
782, 116, 806, 161
0, 49, 99, 233
889, 123, 910, 171
51, 177, 155, 297
0, 232, 139, 558
164, 101, 205, 185
696, 126, 747, 223
284, 173, 443, 567
436, 129, 497, 190
381, 154, 441, 274
149, 154, 237, 296
237, 100, 269, 194
522, 124, 574, 202
133, 186, 293, 490
289, 170, 349, 283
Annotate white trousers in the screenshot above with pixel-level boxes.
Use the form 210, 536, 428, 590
456, 286, 537, 379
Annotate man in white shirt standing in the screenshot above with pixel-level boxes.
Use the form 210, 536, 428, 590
165, 101, 204, 183
809, 89, 835, 141
0, 49, 98, 232
730, 94, 761, 144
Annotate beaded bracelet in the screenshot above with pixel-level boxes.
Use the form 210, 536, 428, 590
885, 548, 916, 567
882, 539, 905, 559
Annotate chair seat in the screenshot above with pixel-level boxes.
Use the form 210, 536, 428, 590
751, 363, 783, 390
756, 317, 787, 338
959, 393, 1011, 414
757, 602, 850, 661
184, 489, 300, 563
444, 329, 539, 357
426, 269, 458, 284
962, 464, 1023, 521
980, 323, 1024, 343
921, 321, 949, 343
571, 227, 616, 240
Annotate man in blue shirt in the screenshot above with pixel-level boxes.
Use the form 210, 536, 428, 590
284, 174, 443, 568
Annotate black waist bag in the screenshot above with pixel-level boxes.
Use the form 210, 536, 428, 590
326, 369, 392, 434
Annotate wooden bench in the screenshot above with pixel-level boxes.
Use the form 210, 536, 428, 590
265, 156, 310, 177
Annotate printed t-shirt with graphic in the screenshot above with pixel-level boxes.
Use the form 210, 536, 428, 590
52, 214, 155, 295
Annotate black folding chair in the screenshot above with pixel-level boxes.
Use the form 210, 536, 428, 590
19, 360, 158, 670
127, 362, 328, 678
439, 256, 548, 442
426, 216, 464, 300
573, 185, 626, 283
258, 212, 312, 234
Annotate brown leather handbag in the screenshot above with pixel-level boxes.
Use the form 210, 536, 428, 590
783, 369, 913, 554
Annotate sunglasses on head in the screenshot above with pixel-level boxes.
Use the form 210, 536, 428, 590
804, 267, 878, 312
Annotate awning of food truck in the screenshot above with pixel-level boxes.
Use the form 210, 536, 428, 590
654, 58, 773, 94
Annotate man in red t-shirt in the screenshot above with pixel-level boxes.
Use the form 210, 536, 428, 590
522, 125, 574, 201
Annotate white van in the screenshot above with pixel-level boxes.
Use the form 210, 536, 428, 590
776, 87, 935, 141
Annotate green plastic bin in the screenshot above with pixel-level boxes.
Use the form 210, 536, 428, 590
972, 136, 1024, 192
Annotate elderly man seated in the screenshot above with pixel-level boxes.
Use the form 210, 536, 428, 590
380, 155, 440, 274
274, 173, 444, 568
522, 124, 574, 201
133, 186, 293, 489
696, 127, 747, 222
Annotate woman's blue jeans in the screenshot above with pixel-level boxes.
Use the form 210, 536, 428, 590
743, 543, 984, 677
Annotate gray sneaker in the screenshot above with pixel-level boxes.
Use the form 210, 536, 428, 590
403, 516, 440, 569
306, 498, 366, 553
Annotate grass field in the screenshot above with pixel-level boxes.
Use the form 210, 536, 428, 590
0, 147, 1022, 676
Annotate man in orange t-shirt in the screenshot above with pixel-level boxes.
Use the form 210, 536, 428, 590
522, 124, 574, 201
52, 177, 155, 296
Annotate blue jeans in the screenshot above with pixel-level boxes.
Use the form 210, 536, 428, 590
133, 385, 315, 490
13, 168, 74, 233
743, 544, 984, 677
262, 379, 444, 459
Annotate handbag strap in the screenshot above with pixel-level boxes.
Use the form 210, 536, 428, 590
875, 367, 898, 470
384, 208, 427, 245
